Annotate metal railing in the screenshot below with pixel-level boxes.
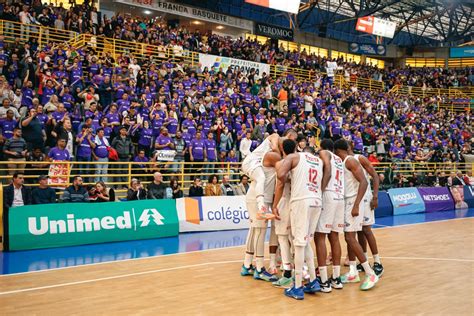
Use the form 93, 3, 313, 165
0, 160, 471, 199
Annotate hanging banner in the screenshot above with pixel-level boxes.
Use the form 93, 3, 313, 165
388, 188, 425, 215
8, 200, 179, 251
450, 46, 474, 58
349, 43, 386, 56
120, 0, 253, 30
199, 53, 271, 76
417, 187, 454, 213
176, 196, 250, 232
255, 22, 294, 41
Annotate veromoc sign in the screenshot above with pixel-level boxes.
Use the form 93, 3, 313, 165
255, 22, 294, 41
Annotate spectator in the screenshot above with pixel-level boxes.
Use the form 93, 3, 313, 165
32, 175, 56, 204
239, 131, 252, 160
235, 175, 250, 195
112, 126, 133, 186
221, 175, 236, 196
20, 107, 45, 151
188, 177, 204, 197
205, 174, 222, 196
4, 172, 31, 209
452, 171, 467, 186
127, 178, 147, 200
147, 172, 167, 199
25, 147, 47, 183
92, 128, 109, 183
62, 176, 89, 203
190, 130, 206, 174
4, 127, 27, 175
48, 138, 70, 161
169, 178, 183, 199
90, 181, 115, 202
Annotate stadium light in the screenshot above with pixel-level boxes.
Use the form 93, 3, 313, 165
144, 10, 152, 15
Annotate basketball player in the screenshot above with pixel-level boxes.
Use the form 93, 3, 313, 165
334, 139, 379, 290
241, 129, 298, 220
350, 145, 384, 276
241, 151, 281, 282
271, 157, 293, 288
273, 141, 329, 300
314, 139, 345, 292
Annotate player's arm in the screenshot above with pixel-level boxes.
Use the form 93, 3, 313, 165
272, 176, 283, 220
359, 156, 380, 209
319, 150, 332, 191
268, 133, 280, 154
273, 154, 295, 211
346, 157, 368, 216
263, 151, 281, 168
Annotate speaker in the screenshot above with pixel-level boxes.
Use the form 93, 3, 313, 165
319, 26, 327, 38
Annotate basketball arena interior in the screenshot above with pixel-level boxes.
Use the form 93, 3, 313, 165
0, 0, 473, 314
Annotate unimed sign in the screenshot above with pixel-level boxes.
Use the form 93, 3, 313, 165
8, 200, 179, 250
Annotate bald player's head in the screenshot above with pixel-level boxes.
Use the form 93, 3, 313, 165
283, 128, 298, 141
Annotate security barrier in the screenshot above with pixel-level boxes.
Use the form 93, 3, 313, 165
7, 199, 178, 251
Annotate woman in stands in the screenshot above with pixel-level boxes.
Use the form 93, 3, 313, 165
90, 181, 116, 203
205, 175, 222, 196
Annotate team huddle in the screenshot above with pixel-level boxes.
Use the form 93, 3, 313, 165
240, 129, 384, 300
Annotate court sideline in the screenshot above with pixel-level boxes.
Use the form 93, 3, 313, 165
0, 218, 472, 314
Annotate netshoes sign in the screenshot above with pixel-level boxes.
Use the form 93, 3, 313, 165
255, 22, 294, 41
9, 200, 178, 250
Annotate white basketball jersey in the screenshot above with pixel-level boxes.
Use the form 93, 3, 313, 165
263, 165, 276, 203
326, 151, 345, 196
343, 156, 360, 198
250, 138, 272, 162
354, 154, 372, 195
290, 153, 323, 204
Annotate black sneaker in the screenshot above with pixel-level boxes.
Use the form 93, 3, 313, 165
319, 280, 332, 293
373, 262, 384, 277
330, 277, 344, 289
356, 263, 363, 272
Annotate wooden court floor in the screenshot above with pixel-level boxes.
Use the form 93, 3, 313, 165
0, 218, 473, 315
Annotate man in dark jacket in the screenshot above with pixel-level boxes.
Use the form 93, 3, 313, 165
62, 176, 89, 203
188, 177, 204, 197
147, 172, 167, 199
32, 175, 56, 204
112, 126, 134, 186
3, 172, 32, 250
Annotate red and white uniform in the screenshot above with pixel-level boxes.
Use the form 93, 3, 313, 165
241, 138, 272, 177
290, 153, 323, 246
343, 156, 363, 232
317, 151, 345, 234
275, 176, 291, 236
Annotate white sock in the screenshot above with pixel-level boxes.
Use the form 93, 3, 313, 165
373, 254, 381, 264
319, 266, 328, 283
349, 261, 358, 275
305, 244, 316, 282
361, 261, 375, 275
294, 246, 305, 288
364, 252, 368, 260
244, 253, 253, 268
269, 254, 277, 268
333, 265, 341, 278
256, 257, 264, 272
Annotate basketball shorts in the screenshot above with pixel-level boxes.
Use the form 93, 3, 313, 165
275, 196, 291, 236
290, 199, 322, 247
344, 196, 363, 232
241, 154, 262, 178
316, 191, 345, 234
362, 190, 375, 226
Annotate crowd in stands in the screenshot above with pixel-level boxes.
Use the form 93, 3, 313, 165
0, 1, 472, 198
1, 1, 473, 89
